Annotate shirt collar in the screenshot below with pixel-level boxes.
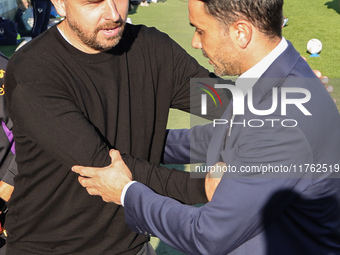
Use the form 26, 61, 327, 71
235, 37, 288, 95
57, 26, 72, 45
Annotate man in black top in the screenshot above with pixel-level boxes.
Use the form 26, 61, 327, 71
4, 0, 227, 254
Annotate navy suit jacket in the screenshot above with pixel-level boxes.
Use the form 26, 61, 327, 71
124, 42, 340, 255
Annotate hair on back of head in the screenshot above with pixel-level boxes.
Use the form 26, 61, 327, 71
198, 0, 283, 38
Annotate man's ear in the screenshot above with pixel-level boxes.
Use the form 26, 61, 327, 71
232, 20, 252, 49
51, 0, 66, 17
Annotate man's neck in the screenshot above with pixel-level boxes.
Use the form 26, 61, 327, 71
241, 35, 282, 74
235, 37, 288, 95
57, 21, 101, 54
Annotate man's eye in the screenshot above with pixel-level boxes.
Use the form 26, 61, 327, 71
196, 29, 203, 35
86, 0, 103, 4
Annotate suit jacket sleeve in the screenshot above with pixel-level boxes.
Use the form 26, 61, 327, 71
124, 124, 313, 255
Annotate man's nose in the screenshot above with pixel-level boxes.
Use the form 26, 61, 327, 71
103, 0, 121, 21
191, 32, 202, 49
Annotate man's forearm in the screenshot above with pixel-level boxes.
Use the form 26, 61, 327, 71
73, 151, 208, 207
123, 154, 207, 205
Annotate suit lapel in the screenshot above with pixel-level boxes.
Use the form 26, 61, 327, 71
251, 41, 301, 105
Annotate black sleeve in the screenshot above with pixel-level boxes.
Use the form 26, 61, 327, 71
5, 65, 206, 204
168, 37, 233, 119
123, 153, 208, 205
6, 80, 112, 169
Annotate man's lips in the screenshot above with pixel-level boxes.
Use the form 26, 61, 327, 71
202, 49, 213, 65
100, 26, 120, 37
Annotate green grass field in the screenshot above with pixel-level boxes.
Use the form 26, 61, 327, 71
129, 0, 340, 134
0, 1, 339, 254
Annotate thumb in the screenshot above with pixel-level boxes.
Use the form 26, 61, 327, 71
72, 165, 81, 174
71, 165, 93, 177
109, 149, 122, 164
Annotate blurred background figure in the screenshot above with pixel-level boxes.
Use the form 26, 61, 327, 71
282, 16, 289, 27
31, 0, 51, 38
15, 0, 33, 37
140, 0, 150, 7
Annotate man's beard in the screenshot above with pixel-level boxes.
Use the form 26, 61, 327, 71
202, 48, 240, 77
68, 18, 126, 52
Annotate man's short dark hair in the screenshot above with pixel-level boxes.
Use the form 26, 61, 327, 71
198, 0, 283, 38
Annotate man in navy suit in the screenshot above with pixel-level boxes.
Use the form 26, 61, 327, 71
73, 0, 340, 254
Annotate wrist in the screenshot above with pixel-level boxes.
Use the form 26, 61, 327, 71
121, 181, 137, 207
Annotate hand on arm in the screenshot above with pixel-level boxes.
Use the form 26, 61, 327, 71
72, 150, 132, 205
0, 181, 14, 202
205, 162, 225, 201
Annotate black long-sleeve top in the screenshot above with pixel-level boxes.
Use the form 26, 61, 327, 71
4, 24, 223, 254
